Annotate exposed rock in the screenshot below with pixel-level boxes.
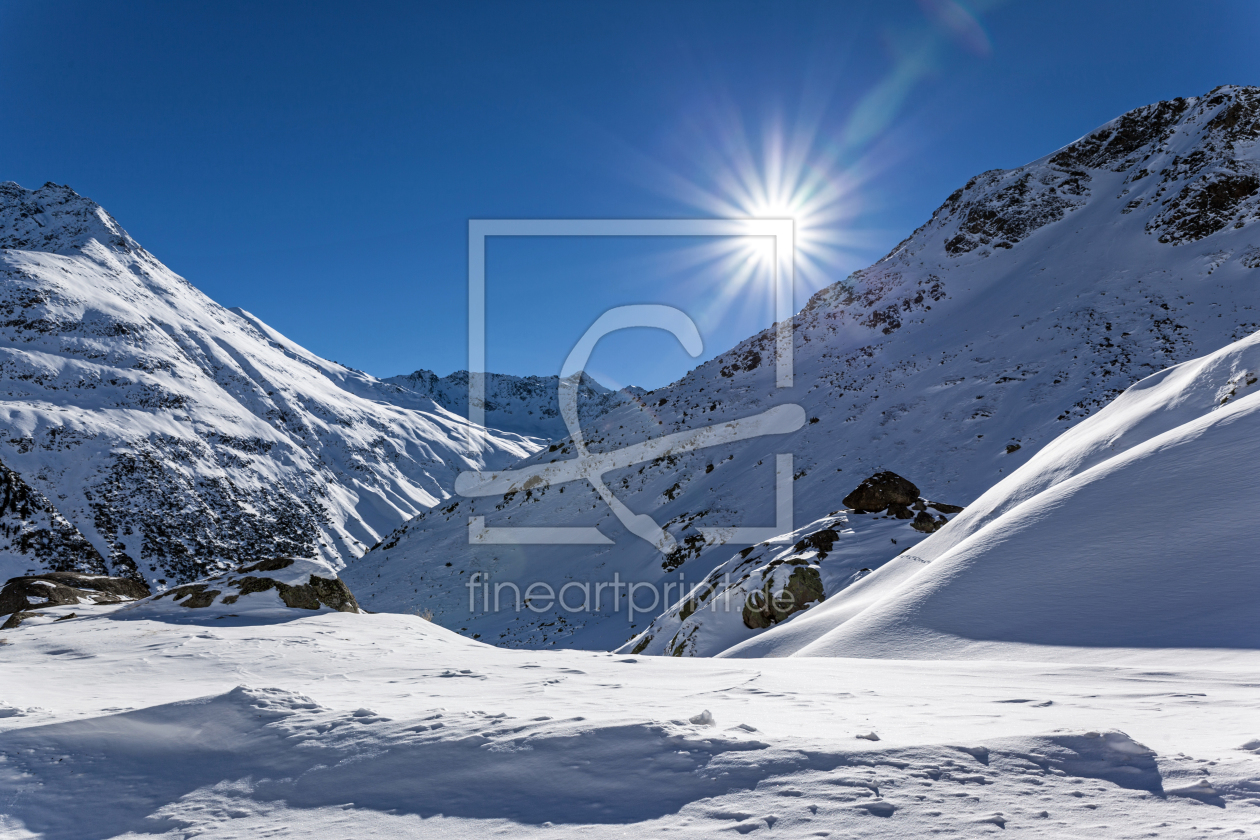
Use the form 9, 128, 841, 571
147, 557, 361, 614
1153, 173, 1260, 243
0, 458, 111, 579
162, 583, 221, 609
842, 472, 921, 513
742, 566, 826, 630
0, 572, 150, 616
911, 511, 949, 534
628, 488, 970, 656
792, 528, 840, 559
1, 610, 42, 630
843, 472, 964, 527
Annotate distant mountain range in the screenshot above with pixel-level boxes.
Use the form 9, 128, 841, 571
345, 85, 1260, 651
383, 368, 645, 441
3, 85, 1258, 655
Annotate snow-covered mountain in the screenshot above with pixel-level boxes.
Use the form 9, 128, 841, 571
346, 85, 1260, 651
0, 181, 543, 586
383, 368, 645, 440
726, 318, 1260, 661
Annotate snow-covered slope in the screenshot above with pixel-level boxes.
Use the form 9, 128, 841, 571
347, 85, 1260, 651
383, 368, 645, 440
0, 181, 542, 586
723, 320, 1260, 660
3, 599, 1260, 837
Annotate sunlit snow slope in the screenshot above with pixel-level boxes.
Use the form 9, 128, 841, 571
0, 181, 542, 586
348, 85, 1260, 652
724, 320, 1260, 660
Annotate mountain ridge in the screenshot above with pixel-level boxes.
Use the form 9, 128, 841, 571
0, 181, 543, 585
383, 368, 646, 440
346, 84, 1260, 651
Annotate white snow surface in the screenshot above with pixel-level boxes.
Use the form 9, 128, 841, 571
0, 181, 543, 585
724, 316, 1260, 660
348, 85, 1260, 651
2, 604, 1260, 838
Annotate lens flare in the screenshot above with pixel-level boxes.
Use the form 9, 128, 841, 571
655, 103, 877, 335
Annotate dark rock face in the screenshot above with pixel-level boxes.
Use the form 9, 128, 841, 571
0, 572, 150, 616
1152, 173, 1260, 243
911, 511, 949, 534
842, 472, 963, 536
792, 528, 840, 559
742, 566, 826, 630
0, 459, 111, 577
1, 610, 41, 630
842, 472, 921, 513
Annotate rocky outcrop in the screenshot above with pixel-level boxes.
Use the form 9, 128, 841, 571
742, 565, 826, 630
842, 471, 962, 532
624, 475, 967, 657
146, 557, 361, 615
0, 571, 150, 627
0, 572, 149, 616
842, 472, 920, 513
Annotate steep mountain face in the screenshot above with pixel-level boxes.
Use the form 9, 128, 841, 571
728, 322, 1260, 660
0, 181, 542, 586
345, 85, 1260, 651
383, 369, 645, 440
0, 455, 107, 576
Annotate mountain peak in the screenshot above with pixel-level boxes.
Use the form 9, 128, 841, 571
876, 85, 1260, 269
0, 181, 140, 256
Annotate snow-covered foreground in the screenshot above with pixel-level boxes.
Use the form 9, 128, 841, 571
3, 605, 1259, 838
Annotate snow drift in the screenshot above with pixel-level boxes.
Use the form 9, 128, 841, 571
725, 322, 1260, 659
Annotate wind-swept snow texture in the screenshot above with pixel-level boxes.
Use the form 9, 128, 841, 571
726, 318, 1260, 660
3, 604, 1260, 838
0, 181, 542, 586
350, 86, 1260, 651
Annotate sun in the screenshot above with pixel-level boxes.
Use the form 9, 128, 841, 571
652, 107, 872, 331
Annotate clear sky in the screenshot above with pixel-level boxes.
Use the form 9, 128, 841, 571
2, 0, 1258, 389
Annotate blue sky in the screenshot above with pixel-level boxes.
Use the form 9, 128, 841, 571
2, 0, 1258, 388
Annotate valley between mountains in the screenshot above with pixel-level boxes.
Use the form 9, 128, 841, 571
2, 85, 1260, 839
